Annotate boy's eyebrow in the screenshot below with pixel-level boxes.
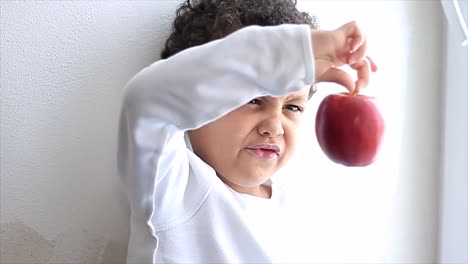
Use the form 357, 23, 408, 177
285, 94, 308, 101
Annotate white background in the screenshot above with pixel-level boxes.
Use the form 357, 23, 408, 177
1, 1, 465, 263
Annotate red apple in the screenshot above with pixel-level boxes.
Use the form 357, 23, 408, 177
315, 93, 385, 166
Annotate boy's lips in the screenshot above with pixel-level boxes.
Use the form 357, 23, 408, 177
245, 144, 281, 159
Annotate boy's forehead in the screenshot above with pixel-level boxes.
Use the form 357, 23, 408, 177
286, 85, 311, 100
260, 87, 309, 101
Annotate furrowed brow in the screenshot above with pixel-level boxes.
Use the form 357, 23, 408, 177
286, 94, 308, 102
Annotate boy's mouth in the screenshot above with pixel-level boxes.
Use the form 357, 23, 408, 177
245, 144, 281, 159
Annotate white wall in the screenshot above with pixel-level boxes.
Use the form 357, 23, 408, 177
1, 1, 179, 263
439, 1, 468, 263
0, 1, 444, 263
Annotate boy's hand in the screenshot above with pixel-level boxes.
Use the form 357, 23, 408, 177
311, 21, 378, 94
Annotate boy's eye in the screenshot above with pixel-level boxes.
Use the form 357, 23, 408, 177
248, 99, 260, 105
285, 104, 303, 112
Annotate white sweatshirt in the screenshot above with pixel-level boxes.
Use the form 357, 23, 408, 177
117, 24, 315, 263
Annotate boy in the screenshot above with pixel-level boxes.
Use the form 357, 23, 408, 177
117, 0, 377, 263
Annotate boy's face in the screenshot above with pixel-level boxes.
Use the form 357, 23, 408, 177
188, 85, 310, 195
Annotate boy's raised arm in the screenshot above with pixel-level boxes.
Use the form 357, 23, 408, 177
121, 24, 314, 131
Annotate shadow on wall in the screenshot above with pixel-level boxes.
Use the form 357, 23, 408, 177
0, 221, 127, 264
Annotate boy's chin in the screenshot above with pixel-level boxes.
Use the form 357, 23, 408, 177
236, 171, 276, 187
217, 171, 273, 188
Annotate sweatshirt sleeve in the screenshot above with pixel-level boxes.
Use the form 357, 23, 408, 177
117, 24, 314, 263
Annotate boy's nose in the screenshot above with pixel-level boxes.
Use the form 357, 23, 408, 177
257, 114, 284, 137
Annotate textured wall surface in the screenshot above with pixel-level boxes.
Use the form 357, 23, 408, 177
1, 1, 444, 263
1, 1, 179, 263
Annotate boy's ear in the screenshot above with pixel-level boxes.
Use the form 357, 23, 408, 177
308, 84, 317, 100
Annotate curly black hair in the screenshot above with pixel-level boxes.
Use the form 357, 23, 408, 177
161, 0, 319, 59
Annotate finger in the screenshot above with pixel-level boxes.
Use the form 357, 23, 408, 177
350, 58, 371, 94
316, 67, 355, 93
366, 55, 378, 72
347, 36, 367, 65
340, 21, 364, 52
